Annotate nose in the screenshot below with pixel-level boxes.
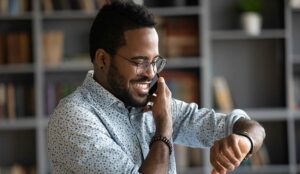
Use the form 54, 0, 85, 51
144, 65, 156, 79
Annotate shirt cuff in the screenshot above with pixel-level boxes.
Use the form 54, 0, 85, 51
226, 109, 250, 135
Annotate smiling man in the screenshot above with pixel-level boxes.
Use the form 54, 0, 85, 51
47, 1, 266, 174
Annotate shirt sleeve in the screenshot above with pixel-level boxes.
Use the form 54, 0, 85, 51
48, 103, 141, 174
171, 99, 250, 148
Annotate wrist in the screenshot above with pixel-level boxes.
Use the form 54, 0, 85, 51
155, 127, 173, 139
150, 135, 173, 155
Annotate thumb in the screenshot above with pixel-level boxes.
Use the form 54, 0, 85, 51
211, 169, 219, 174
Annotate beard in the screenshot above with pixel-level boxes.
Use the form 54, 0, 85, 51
107, 63, 149, 107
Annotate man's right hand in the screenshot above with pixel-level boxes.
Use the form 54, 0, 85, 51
140, 77, 173, 174
150, 77, 173, 139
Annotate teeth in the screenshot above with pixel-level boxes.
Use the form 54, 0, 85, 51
134, 83, 149, 89
136, 83, 148, 88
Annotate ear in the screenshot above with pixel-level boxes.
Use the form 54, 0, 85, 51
94, 48, 111, 71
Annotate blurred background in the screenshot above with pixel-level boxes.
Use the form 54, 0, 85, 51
0, 0, 299, 173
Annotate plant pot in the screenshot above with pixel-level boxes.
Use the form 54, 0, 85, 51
290, 0, 300, 8
240, 12, 262, 36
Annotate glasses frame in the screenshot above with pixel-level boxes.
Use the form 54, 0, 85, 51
116, 54, 166, 74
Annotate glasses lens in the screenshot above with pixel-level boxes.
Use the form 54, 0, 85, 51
155, 58, 166, 73
136, 57, 166, 74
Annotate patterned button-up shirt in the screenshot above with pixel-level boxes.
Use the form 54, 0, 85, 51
48, 70, 250, 174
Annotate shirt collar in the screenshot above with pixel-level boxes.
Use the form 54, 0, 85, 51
82, 70, 122, 109
82, 70, 146, 114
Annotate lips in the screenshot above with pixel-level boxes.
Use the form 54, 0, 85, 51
132, 82, 150, 95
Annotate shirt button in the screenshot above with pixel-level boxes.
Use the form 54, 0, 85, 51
117, 103, 123, 108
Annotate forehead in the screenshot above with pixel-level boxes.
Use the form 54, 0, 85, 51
120, 27, 159, 55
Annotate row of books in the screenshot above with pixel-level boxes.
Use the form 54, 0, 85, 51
0, 32, 31, 65
0, 0, 30, 15
42, 0, 108, 13
162, 70, 199, 103
157, 17, 199, 58
46, 82, 78, 115
0, 83, 35, 120
0, 164, 36, 174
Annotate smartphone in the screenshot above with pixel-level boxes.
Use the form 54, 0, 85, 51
148, 74, 159, 95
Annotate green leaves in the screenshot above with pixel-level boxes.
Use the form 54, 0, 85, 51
238, 0, 263, 13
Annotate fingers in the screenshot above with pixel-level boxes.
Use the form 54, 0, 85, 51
156, 77, 166, 94
210, 141, 227, 173
210, 136, 244, 173
211, 168, 220, 174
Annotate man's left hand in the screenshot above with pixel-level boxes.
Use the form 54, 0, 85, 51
210, 133, 251, 174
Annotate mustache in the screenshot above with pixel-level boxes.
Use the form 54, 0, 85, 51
131, 76, 151, 83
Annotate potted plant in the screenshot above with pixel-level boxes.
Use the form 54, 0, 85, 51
238, 0, 263, 36
290, 0, 300, 9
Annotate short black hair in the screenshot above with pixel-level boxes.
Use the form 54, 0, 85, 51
89, 1, 156, 62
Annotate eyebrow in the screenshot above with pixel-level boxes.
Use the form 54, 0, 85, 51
130, 55, 160, 61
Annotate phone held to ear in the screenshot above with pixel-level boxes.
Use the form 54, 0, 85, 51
148, 74, 159, 95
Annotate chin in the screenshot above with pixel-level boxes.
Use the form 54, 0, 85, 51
127, 95, 148, 107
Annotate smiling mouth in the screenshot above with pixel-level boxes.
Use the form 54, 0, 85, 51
133, 82, 150, 95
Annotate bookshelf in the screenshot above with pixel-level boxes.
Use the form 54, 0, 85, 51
0, 0, 299, 174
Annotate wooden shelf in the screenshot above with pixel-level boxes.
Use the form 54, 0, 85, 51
42, 10, 96, 20
0, 117, 36, 130
0, 64, 34, 74
165, 57, 202, 69
179, 165, 290, 174
0, 13, 33, 20
244, 108, 289, 121
44, 61, 92, 72
211, 30, 286, 40
149, 6, 201, 16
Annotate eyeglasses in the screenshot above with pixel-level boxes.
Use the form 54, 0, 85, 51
116, 54, 166, 74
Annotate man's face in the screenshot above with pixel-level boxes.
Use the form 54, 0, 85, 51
107, 27, 159, 107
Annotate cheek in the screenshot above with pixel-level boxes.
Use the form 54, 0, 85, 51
111, 62, 135, 85
116, 63, 136, 80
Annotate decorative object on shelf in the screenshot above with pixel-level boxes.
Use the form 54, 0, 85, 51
238, 0, 263, 36
132, 0, 144, 5
43, 31, 64, 65
290, 0, 300, 9
213, 76, 233, 113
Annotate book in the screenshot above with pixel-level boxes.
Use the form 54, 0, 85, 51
0, 0, 9, 14
0, 34, 5, 64
43, 0, 54, 13
18, 32, 31, 64
161, 71, 199, 103
24, 84, 35, 116
163, 17, 199, 58
79, 0, 96, 13
7, 83, 16, 120
0, 83, 6, 119
213, 76, 233, 112
15, 84, 25, 117
7, 33, 19, 64
43, 31, 64, 65
6, 32, 31, 64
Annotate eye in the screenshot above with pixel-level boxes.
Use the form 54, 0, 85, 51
131, 56, 149, 64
